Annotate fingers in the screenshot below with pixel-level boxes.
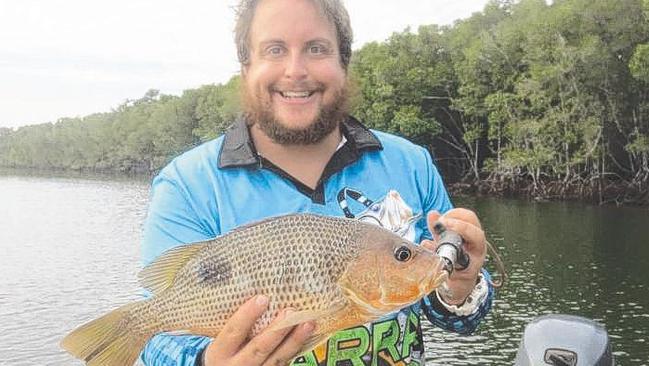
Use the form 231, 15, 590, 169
426, 209, 485, 254
443, 208, 481, 229
420, 239, 437, 251
426, 211, 443, 243
426, 211, 442, 239
204, 296, 315, 366
426, 208, 487, 305
425, 208, 486, 282
426, 210, 442, 224
205, 298, 314, 366
215, 295, 270, 356
261, 322, 316, 366
233, 309, 299, 365
437, 217, 485, 254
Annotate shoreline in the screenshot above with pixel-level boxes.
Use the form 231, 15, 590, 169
3, 166, 647, 207
448, 179, 649, 208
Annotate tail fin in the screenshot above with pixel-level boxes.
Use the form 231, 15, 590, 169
61, 301, 151, 366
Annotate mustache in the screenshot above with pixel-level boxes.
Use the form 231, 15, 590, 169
270, 81, 325, 92
241, 80, 350, 145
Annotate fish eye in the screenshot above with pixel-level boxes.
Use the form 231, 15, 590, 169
394, 245, 412, 262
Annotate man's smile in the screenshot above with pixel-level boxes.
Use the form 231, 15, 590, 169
272, 89, 321, 105
278, 91, 314, 98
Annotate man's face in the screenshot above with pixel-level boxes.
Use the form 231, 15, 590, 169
242, 0, 348, 145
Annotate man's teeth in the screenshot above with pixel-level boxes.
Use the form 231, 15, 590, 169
280, 91, 312, 98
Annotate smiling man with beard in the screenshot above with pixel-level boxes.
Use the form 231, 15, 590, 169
139, 0, 494, 365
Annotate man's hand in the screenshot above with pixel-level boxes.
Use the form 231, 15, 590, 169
203, 295, 315, 366
421, 208, 487, 305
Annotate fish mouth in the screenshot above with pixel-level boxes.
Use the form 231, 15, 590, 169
419, 260, 448, 295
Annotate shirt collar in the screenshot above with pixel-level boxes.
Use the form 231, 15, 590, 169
218, 116, 383, 169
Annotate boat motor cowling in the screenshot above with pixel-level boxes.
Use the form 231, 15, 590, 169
514, 314, 614, 366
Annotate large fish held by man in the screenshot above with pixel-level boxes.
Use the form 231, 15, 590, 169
61, 213, 449, 366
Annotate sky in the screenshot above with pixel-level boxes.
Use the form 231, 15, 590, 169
0, 0, 490, 129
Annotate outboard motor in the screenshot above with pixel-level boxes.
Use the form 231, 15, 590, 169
514, 314, 614, 366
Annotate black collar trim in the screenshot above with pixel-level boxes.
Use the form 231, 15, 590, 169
217, 116, 382, 169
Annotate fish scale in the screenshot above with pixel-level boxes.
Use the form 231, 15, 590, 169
61, 213, 446, 366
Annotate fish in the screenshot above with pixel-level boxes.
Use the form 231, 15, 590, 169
61, 213, 447, 366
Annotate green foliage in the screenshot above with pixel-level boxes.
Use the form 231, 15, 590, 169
627, 133, 649, 154
350, 26, 450, 141
0, 84, 242, 172
193, 77, 241, 141
1, 0, 647, 198
630, 44, 649, 82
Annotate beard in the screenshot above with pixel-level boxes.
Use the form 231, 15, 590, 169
242, 80, 349, 146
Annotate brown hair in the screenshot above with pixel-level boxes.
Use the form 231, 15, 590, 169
234, 0, 353, 69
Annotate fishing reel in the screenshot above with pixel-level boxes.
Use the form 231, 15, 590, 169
433, 222, 470, 274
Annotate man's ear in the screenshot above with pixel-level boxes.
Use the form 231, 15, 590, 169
241, 65, 249, 77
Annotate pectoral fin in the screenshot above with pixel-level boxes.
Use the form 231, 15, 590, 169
268, 300, 346, 332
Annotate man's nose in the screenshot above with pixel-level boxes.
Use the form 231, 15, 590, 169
284, 52, 308, 80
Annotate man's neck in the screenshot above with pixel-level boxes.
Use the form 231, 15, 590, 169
250, 123, 343, 190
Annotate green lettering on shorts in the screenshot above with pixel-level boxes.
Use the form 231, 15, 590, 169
401, 311, 420, 359
371, 319, 401, 366
326, 327, 370, 366
291, 351, 319, 366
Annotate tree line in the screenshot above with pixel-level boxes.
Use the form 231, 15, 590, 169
1, 0, 648, 205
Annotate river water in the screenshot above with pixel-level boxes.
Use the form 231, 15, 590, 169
1, 172, 647, 365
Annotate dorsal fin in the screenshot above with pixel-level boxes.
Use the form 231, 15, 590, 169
138, 242, 207, 295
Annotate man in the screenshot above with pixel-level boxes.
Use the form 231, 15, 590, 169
140, 0, 494, 365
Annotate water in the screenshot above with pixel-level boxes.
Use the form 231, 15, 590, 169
1, 172, 648, 365
0, 173, 149, 365
424, 197, 649, 365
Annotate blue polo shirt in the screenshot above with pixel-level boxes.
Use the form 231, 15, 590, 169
140, 116, 493, 366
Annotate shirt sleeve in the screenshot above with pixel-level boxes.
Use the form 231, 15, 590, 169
418, 148, 494, 334
419, 148, 453, 240
421, 269, 495, 334
140, 172, 216, 366
141, 334, 212, 366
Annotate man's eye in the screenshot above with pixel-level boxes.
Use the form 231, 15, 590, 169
309, 46, 323, 54
267, 46, 284, 56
